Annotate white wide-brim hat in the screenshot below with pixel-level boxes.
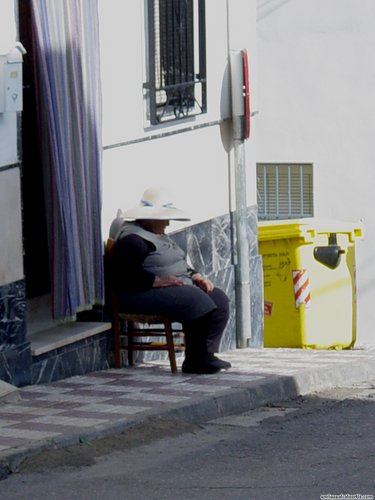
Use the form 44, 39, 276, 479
122, 187, 190, 221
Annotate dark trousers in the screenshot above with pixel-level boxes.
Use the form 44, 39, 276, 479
119, 285, 230, 358
183, 287, 229, 357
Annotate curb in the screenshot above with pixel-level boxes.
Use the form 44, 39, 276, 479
0, 381, 19, 406
1, 356, 375, 480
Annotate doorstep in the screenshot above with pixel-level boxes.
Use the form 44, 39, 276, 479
29, 322, 111, 356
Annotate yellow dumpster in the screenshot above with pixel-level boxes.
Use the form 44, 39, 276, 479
258, 219, 363, 349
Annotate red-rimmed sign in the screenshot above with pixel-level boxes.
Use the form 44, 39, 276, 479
242, 48, 251, 139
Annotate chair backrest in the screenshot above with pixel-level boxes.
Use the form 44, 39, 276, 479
104, 238, 119, 315
105, 237, 115, 260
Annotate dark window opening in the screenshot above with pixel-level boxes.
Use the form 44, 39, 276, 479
145, 0, 206, 124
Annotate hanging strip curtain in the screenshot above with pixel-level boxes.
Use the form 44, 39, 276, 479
31, 0, 104, 320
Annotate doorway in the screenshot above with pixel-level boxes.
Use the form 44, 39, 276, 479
18, 0, 50, 302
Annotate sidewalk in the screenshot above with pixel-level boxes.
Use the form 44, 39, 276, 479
1, 345, 375, 478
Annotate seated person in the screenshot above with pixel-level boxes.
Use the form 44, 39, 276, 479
110, 187, 231, 374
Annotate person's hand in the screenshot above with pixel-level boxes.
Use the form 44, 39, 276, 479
153, 275, 184, 288
191, 273, 214, 293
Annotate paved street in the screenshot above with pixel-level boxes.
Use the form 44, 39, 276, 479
1, 346, 375, 477
1, 380, 375, 499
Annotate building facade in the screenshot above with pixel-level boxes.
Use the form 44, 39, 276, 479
0, 0, 261, 387
1, 0, 373, 388
256, 0, 374, 344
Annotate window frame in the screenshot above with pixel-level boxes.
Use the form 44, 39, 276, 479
257, 163, 314, 221
145, 0, 207, 125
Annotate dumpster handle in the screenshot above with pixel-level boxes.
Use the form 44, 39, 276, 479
313, 233, 345, 269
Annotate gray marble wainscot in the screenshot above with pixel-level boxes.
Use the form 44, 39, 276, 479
0, 279, 32, 386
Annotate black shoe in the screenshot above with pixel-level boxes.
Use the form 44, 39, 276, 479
182, 359, 221, 374
207, 354, 231, 369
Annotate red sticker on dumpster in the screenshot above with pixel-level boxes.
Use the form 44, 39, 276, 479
264, 301, 273, 316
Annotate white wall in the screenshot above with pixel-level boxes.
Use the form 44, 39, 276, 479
98, 0, 257, 236
256, 0, 375, 344
0, 0, 23, 286
0, 0, 18, 167
0, 168, 23, 286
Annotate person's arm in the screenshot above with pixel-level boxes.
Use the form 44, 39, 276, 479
114, 234, 155, 291
187, 264, 214, 293
191, 273, 214, 292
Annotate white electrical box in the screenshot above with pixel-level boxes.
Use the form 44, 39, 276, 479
0, 43, 26, 113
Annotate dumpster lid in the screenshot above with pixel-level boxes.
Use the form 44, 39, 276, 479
258, 218, 363, 242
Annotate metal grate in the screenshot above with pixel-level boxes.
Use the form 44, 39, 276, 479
257, 163, 314, 220
145, 0, 206, 124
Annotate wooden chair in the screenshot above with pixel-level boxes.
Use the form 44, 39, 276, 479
105, 238, 184, 373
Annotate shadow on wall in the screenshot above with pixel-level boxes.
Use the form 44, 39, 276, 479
257, 0, 292, 22
219, 60, 233, 154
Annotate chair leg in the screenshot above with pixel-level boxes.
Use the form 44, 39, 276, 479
127, 321, 135, 366
165, 320, 178, 374
113, 319, 122, 369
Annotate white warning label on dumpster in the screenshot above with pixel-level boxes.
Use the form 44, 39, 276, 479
292, 269, 311, 308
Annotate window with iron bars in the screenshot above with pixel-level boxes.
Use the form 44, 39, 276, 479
257, 163, 314, 220
144, 0, 206, 125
